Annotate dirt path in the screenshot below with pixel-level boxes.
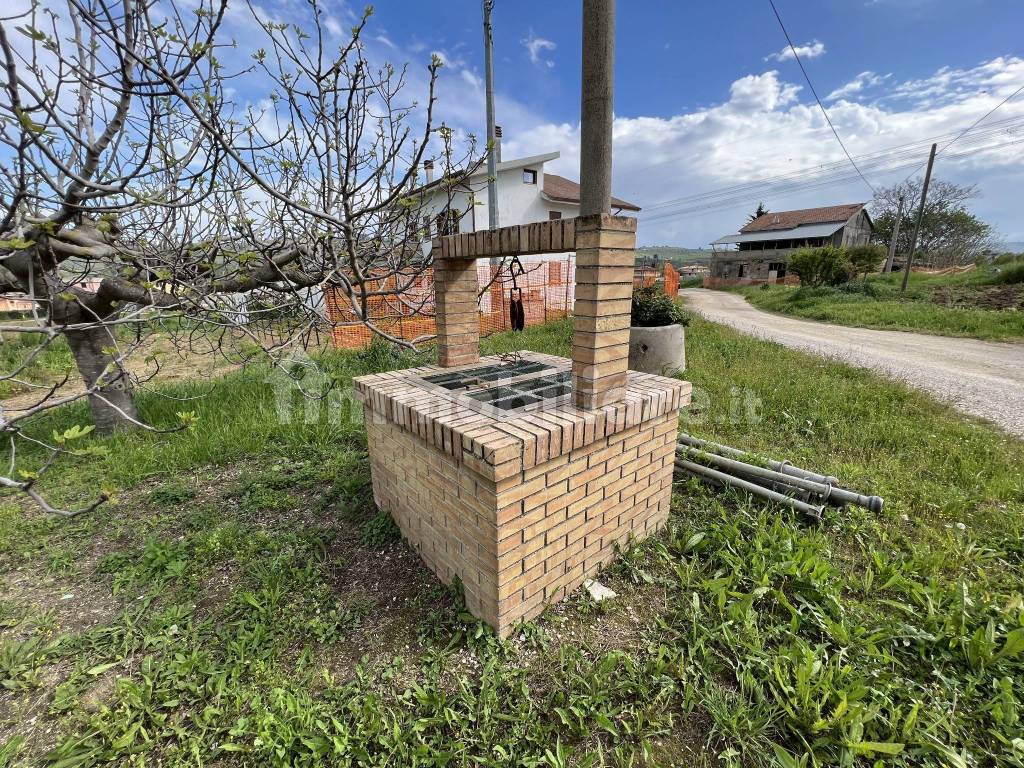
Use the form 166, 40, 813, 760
682, 288, 1024, 438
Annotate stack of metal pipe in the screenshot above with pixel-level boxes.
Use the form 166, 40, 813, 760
674, 433, 884, 522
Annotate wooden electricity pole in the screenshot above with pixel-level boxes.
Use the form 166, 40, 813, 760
884, 195, 904, 273
483, 0, 499, 230
902, 143, 937, 292
579, 0, 614, 215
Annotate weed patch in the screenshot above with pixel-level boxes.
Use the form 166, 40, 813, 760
738, 268, 1024, 339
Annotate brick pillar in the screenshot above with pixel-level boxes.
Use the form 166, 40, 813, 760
571, 214, 636, 409
434, 249, 480, 368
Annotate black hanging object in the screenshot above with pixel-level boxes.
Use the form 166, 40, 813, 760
509, 287, 525, 332
508, 255, 527, 332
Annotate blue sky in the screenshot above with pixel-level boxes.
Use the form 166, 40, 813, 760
13, 0, 1016, 248
337, 0, 1023, 246
378, 1, 1021, 125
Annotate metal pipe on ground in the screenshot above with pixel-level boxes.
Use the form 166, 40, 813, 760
678, 433, 838, 484
674, 458, 823, 521
676, 445, 839, 501
678, 433, 884, 513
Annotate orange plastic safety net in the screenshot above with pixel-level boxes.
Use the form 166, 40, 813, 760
325, 255, 576, 350
325, 256, 681, 350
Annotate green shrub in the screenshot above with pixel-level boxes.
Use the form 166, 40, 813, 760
835, 280, 880, 297
993, 262, 1024, 285
846, 244, 887, 278
630, 286, 690, 327
991, 252, 1024, 265
788, 246, 852, 287
359, 511, 400, 548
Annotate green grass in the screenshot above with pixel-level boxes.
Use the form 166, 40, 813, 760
0, 331, 74, 398
736, 267, 1024, 340
1, 320, 1023, 766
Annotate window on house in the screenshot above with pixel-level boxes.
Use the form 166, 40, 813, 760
548, 210, 562, 220
435, 209, 460, 237
523, 169, 537, 184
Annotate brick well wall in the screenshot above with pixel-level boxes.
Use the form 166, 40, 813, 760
365, 403, 679, 637
494, 410, 678, 631
365, 412, 501, 626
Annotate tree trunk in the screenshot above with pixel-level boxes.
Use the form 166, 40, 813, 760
64, 327, 140, 434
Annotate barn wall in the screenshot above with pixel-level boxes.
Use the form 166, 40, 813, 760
840, 210, 872, 247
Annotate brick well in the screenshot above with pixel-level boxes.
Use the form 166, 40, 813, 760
355, 215, 690, 636
355, 352, 689, 636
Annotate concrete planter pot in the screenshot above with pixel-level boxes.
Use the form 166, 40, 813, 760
629, 324, 686, 376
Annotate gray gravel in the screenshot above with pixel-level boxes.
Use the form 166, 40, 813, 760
682, 288, 1024, 438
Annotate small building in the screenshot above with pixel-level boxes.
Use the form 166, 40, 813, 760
679, 263, 709, 277
709, 203, 872, 283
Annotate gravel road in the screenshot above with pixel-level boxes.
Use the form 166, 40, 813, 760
681, 288, 1024, 438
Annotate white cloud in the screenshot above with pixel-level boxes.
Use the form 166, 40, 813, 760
765, 40, 826, 62
827, 71, 890, 101
522, 31, 557, 68
498, 57, 1024, 245
727, 71, 802, 112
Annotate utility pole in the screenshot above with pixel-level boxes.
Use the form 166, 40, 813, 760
579, 0, 614, 215
884, 195, 905, 273
901, 143, 936, 292
482, 0, 499, 230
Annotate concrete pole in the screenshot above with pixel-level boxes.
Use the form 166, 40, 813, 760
902, 143, 937, 292
483, 0, 499, 230
883, 195, 905, 273
579, 0, 614, 216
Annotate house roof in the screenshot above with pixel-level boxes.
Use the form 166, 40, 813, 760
411, 153, 642, 212
712, 221, 847, 246
740, 203, 866, 233
489, 151, 561, 174
542, 173, 642, 212
410, 152, 562, 197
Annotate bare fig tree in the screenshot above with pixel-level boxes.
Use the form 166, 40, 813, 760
0, 0, 472, 514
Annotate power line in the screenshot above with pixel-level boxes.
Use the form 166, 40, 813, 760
642, 139, 1023, 223
638, 137, 1024, 224
767, 0, 877, 194
898, 82, 1024, 184
636, 124, 1024, 220
638, 115, 1024, 214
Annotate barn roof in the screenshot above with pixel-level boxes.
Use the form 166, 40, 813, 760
711, 221, 848, 246
740, 203, 866, 233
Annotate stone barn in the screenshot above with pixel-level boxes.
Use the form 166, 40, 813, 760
709, 203, 872, 284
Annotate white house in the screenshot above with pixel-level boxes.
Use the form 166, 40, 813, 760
411, 146, 639, 318
322, 144, 640, 336
414, 146, 640, 246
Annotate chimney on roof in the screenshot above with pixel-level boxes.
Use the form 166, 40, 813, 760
494, 125, 502, 164
424, 159, 434, 184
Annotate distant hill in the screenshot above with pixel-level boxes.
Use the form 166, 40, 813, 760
995, 242, 1024, 254
635, 246, 712, 266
